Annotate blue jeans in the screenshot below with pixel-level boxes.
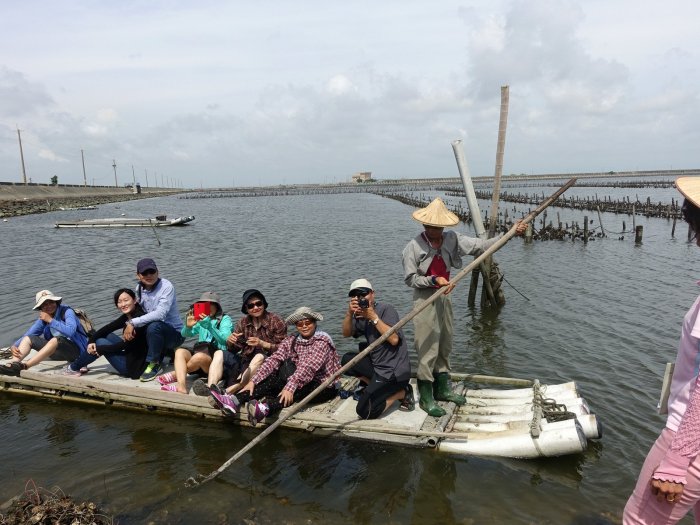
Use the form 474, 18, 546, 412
145, 321, 184, 363
71, 333, 127, 374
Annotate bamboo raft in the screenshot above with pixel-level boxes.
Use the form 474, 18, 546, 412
0, 353, 601, 459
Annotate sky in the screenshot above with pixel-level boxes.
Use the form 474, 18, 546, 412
1, 1, 699, 188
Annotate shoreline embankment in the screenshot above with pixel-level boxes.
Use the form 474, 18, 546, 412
0, 182, 184, 217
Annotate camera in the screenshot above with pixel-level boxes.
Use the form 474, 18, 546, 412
358, 297, 370, 309
236, 335, 247, 346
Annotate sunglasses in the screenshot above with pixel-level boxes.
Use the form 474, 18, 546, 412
140, 269, 157, 276
295, 319, 315, 328
247, 300, 264, 310
349, 290, 370, 298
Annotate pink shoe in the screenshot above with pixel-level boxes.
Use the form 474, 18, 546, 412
160, 384, 179, 392
247, 399, 269, 427
157, 372, 176, 386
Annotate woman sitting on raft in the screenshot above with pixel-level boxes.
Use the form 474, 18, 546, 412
210, 306, 341, 425
204, 289, 287, 401
158, 292, 233, 394
67, 288, 148, 378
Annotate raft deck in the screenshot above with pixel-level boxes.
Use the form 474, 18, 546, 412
0, 353, 601, 458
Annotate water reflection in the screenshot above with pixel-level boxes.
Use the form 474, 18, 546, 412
464, 306, 507, 375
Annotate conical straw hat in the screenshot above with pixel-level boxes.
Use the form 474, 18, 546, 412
411, 197, 459, 227
676, 177, 700, 207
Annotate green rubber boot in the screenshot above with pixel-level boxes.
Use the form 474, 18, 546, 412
418, 379, 446, 417
434, 372, 466, 405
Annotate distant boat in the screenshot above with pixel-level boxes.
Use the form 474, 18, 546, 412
55, 215, 195, 228
58, 205, 98, 211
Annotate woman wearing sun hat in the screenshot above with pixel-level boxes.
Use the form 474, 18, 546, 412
218, 306, 341, 425
158, 291, 233, 395
402, 197, 526, 417
624, 177, 700, 523
0, 290, 88, 376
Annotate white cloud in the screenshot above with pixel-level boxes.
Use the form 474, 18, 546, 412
38, 148, 68, 162
0, 1, 699, 185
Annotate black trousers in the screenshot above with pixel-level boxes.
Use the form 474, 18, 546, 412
341, 352, 407, 419
237, 359, 337, 415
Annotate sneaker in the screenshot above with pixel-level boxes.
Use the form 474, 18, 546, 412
210, 390, 240, 416
247, 399, 269, 427
140, 362, 162, 382
0, 362, 26, 377
399, 384, 416, 412
191, 378, 210, 396
57, 364, 82, 377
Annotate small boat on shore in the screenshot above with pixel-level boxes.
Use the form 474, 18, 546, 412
0, 353, 601, 459
58, 205, 98, 211
54, 215, 195, 228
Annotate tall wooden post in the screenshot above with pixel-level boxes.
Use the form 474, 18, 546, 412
17, 128, 27, 184
81, 149, 87, 186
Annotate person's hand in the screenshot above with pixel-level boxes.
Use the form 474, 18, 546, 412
227, 332, 244, 347
123, 323, 136, 341
87, 343, 98, 356
197, 314, 211, 328
650, 478, 684, 504
348, 297, 361, 316
364, 303, 377, 321
38, 311, 53, 323
434, 276, 455, 295
10, 345, 21, 359
246, 337, 269, 350
514, 220, 527, 236
278, 388, 294, 407
186, 312, 197, 328
239, 380, 255, 396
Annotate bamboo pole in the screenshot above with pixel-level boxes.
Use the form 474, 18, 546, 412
451, 140, 497, 307
483, 86, 510, 306
488, 86, 509, 238
185, 178, 577, 488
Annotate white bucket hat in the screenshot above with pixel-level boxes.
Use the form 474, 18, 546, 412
412, 197, 459, 227
285, 306, 324, 325
33, 289, 62, 310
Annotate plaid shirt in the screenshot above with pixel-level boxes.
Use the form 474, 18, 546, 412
230, 311, 287, 355
252, 330, 341, 393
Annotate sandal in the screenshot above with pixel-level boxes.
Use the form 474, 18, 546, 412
160, 384, 179, 392
399, 384, 416, 412
0, 362, 26, 377
157, 372, 176, 386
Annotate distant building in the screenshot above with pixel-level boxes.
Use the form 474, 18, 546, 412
351, 171, 372, 183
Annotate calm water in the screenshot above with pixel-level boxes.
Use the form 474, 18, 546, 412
0, 187, 696, 524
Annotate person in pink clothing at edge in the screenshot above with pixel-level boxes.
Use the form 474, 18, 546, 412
624, 177, 700, 524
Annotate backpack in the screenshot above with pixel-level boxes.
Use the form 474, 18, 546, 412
61, 307, 96, 337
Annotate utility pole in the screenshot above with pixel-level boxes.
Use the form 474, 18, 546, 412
112, 159, 118, 187
145, 168, 149, 188
131, 164, 136, 187
81, 149, 87, 186
17, 128, 27, 184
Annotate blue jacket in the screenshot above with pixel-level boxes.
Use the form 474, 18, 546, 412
15, 303, 89, 352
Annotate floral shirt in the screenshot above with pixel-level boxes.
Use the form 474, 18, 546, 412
252, 330, 341, 393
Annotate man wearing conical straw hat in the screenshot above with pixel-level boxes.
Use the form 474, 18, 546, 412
402, 197, 526, 417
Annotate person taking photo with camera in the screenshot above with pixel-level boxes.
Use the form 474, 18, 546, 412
340, 278, 414, 419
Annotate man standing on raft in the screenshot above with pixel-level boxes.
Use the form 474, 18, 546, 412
402, 197, 526, 416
